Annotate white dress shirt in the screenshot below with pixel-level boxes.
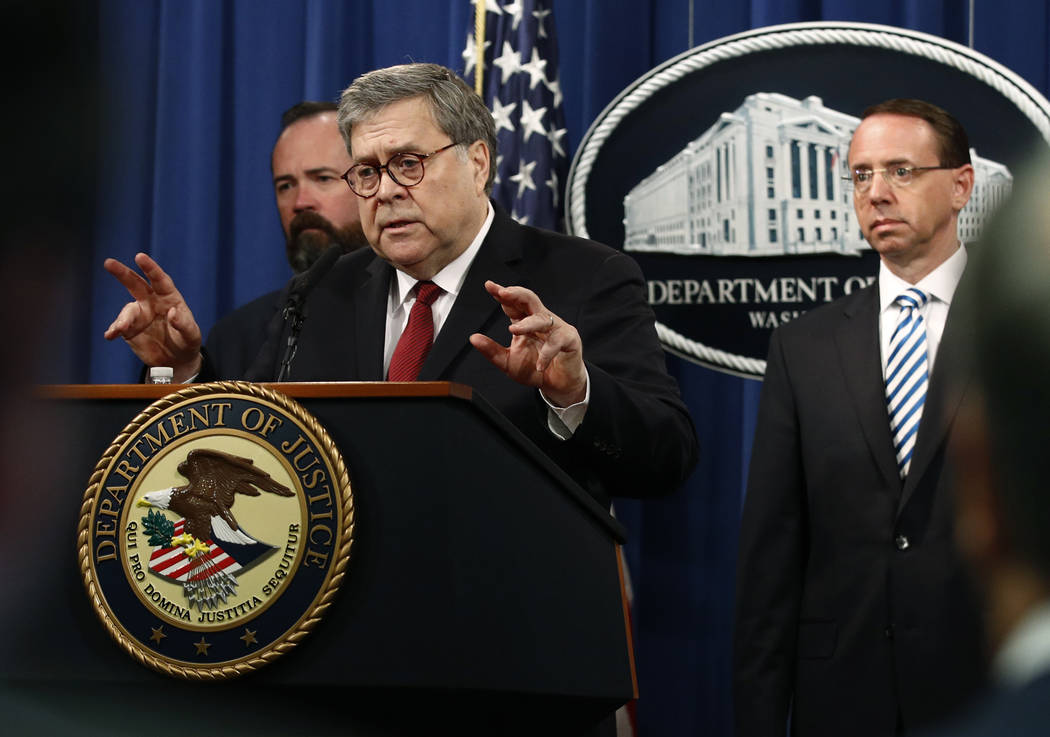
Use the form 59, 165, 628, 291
383, 204, 495, 372
878, 244, 968, 377
383, 201, 588, 437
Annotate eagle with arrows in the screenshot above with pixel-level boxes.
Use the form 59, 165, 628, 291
137, 448, 295, 609
138, 448, 294, 544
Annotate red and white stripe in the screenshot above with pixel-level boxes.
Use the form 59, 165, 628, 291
148, 519, 242, 582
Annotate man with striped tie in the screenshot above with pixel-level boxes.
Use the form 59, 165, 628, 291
733, 99, 985, 737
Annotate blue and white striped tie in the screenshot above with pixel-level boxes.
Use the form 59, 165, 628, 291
885, 288, 930, 478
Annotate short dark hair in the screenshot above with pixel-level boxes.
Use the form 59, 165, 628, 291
337, 63, 498, 194
280, 101, 338, 132
860, 98, 971, 167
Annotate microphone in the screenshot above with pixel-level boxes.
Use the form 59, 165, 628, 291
276, 243, 343, 381
284, 240, 344, 317
246, 245, 342, 382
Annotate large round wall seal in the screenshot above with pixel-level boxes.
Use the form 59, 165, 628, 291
567, 21, 1050, 377
77, 381, 353, 679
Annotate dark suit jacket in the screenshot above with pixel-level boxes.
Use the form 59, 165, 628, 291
733, 282, 986, 736
210, 287, 283, 364
205, 206, 698, 504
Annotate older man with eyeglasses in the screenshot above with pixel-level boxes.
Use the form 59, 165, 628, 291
102, 63, 698, 509
733, 98, 986, 737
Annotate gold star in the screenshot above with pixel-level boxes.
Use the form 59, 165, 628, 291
149, 626, 166, 644
193, 637, 211, 655
240, 629, 258, 647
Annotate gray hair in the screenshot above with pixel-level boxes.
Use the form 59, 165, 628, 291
337, 63, 498, 194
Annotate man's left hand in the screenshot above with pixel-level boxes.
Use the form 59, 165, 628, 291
470, 280, 586, 407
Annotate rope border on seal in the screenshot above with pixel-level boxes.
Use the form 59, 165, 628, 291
566, 21, 1050, 377
76, 380, 355, 680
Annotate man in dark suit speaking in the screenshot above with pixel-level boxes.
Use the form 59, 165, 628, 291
733, 99, 986, 736
103, 63, 698, 506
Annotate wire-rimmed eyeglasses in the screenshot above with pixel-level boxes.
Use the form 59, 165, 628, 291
842, 165, 956, 194
341, 143, 460, 198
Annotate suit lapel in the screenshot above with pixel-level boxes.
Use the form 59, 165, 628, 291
835, 286, 901, 490
897, 297, 973, 513
418, 208, 522, 380
353, 258, 394, 380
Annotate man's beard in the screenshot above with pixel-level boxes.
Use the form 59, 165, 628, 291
286, 210, 368, 274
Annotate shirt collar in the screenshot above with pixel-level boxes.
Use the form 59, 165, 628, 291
879, 242, 968, 313
392, 200, 495, 308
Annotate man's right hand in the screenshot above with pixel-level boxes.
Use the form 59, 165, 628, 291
103, 252, 202, 382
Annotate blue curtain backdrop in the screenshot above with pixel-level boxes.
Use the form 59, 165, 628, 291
71, 2, 1050, 735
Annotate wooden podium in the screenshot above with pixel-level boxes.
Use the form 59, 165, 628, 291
6, 382, 635, 736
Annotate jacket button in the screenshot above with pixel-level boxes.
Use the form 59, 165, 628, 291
895, 534, 910, 551
884, 625, 894, 640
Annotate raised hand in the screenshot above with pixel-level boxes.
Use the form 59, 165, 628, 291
469, 280, 587, 407
103, 252, 202, 381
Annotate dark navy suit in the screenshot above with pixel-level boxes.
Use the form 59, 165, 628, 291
733, 282, 986, 736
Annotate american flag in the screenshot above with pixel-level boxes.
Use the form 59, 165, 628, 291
464, 9, 636, 734
462, 0, 569, 231
148, 519, 243, 582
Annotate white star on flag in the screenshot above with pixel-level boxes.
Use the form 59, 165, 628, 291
492, 41, 522, 85
501, 0, 524, 31
461, 34, 490, 77
544, 75, 563, 109
493, 153, 504, 185
462, 0, 569, 231
509, 158, 538, 198
520, 47, 548, 90
491, 98, 516, 134
547, 124, 567, 158
519, 99, 547, 143
532, 7, 551, 38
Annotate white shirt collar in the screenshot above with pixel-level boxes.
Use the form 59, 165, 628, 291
392, 201, 494, 307
879, 243, 968, 312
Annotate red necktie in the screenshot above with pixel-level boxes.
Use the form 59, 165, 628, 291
387, 281, 443, 381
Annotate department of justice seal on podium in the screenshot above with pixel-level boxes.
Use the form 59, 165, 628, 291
77, 381, 354, 679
